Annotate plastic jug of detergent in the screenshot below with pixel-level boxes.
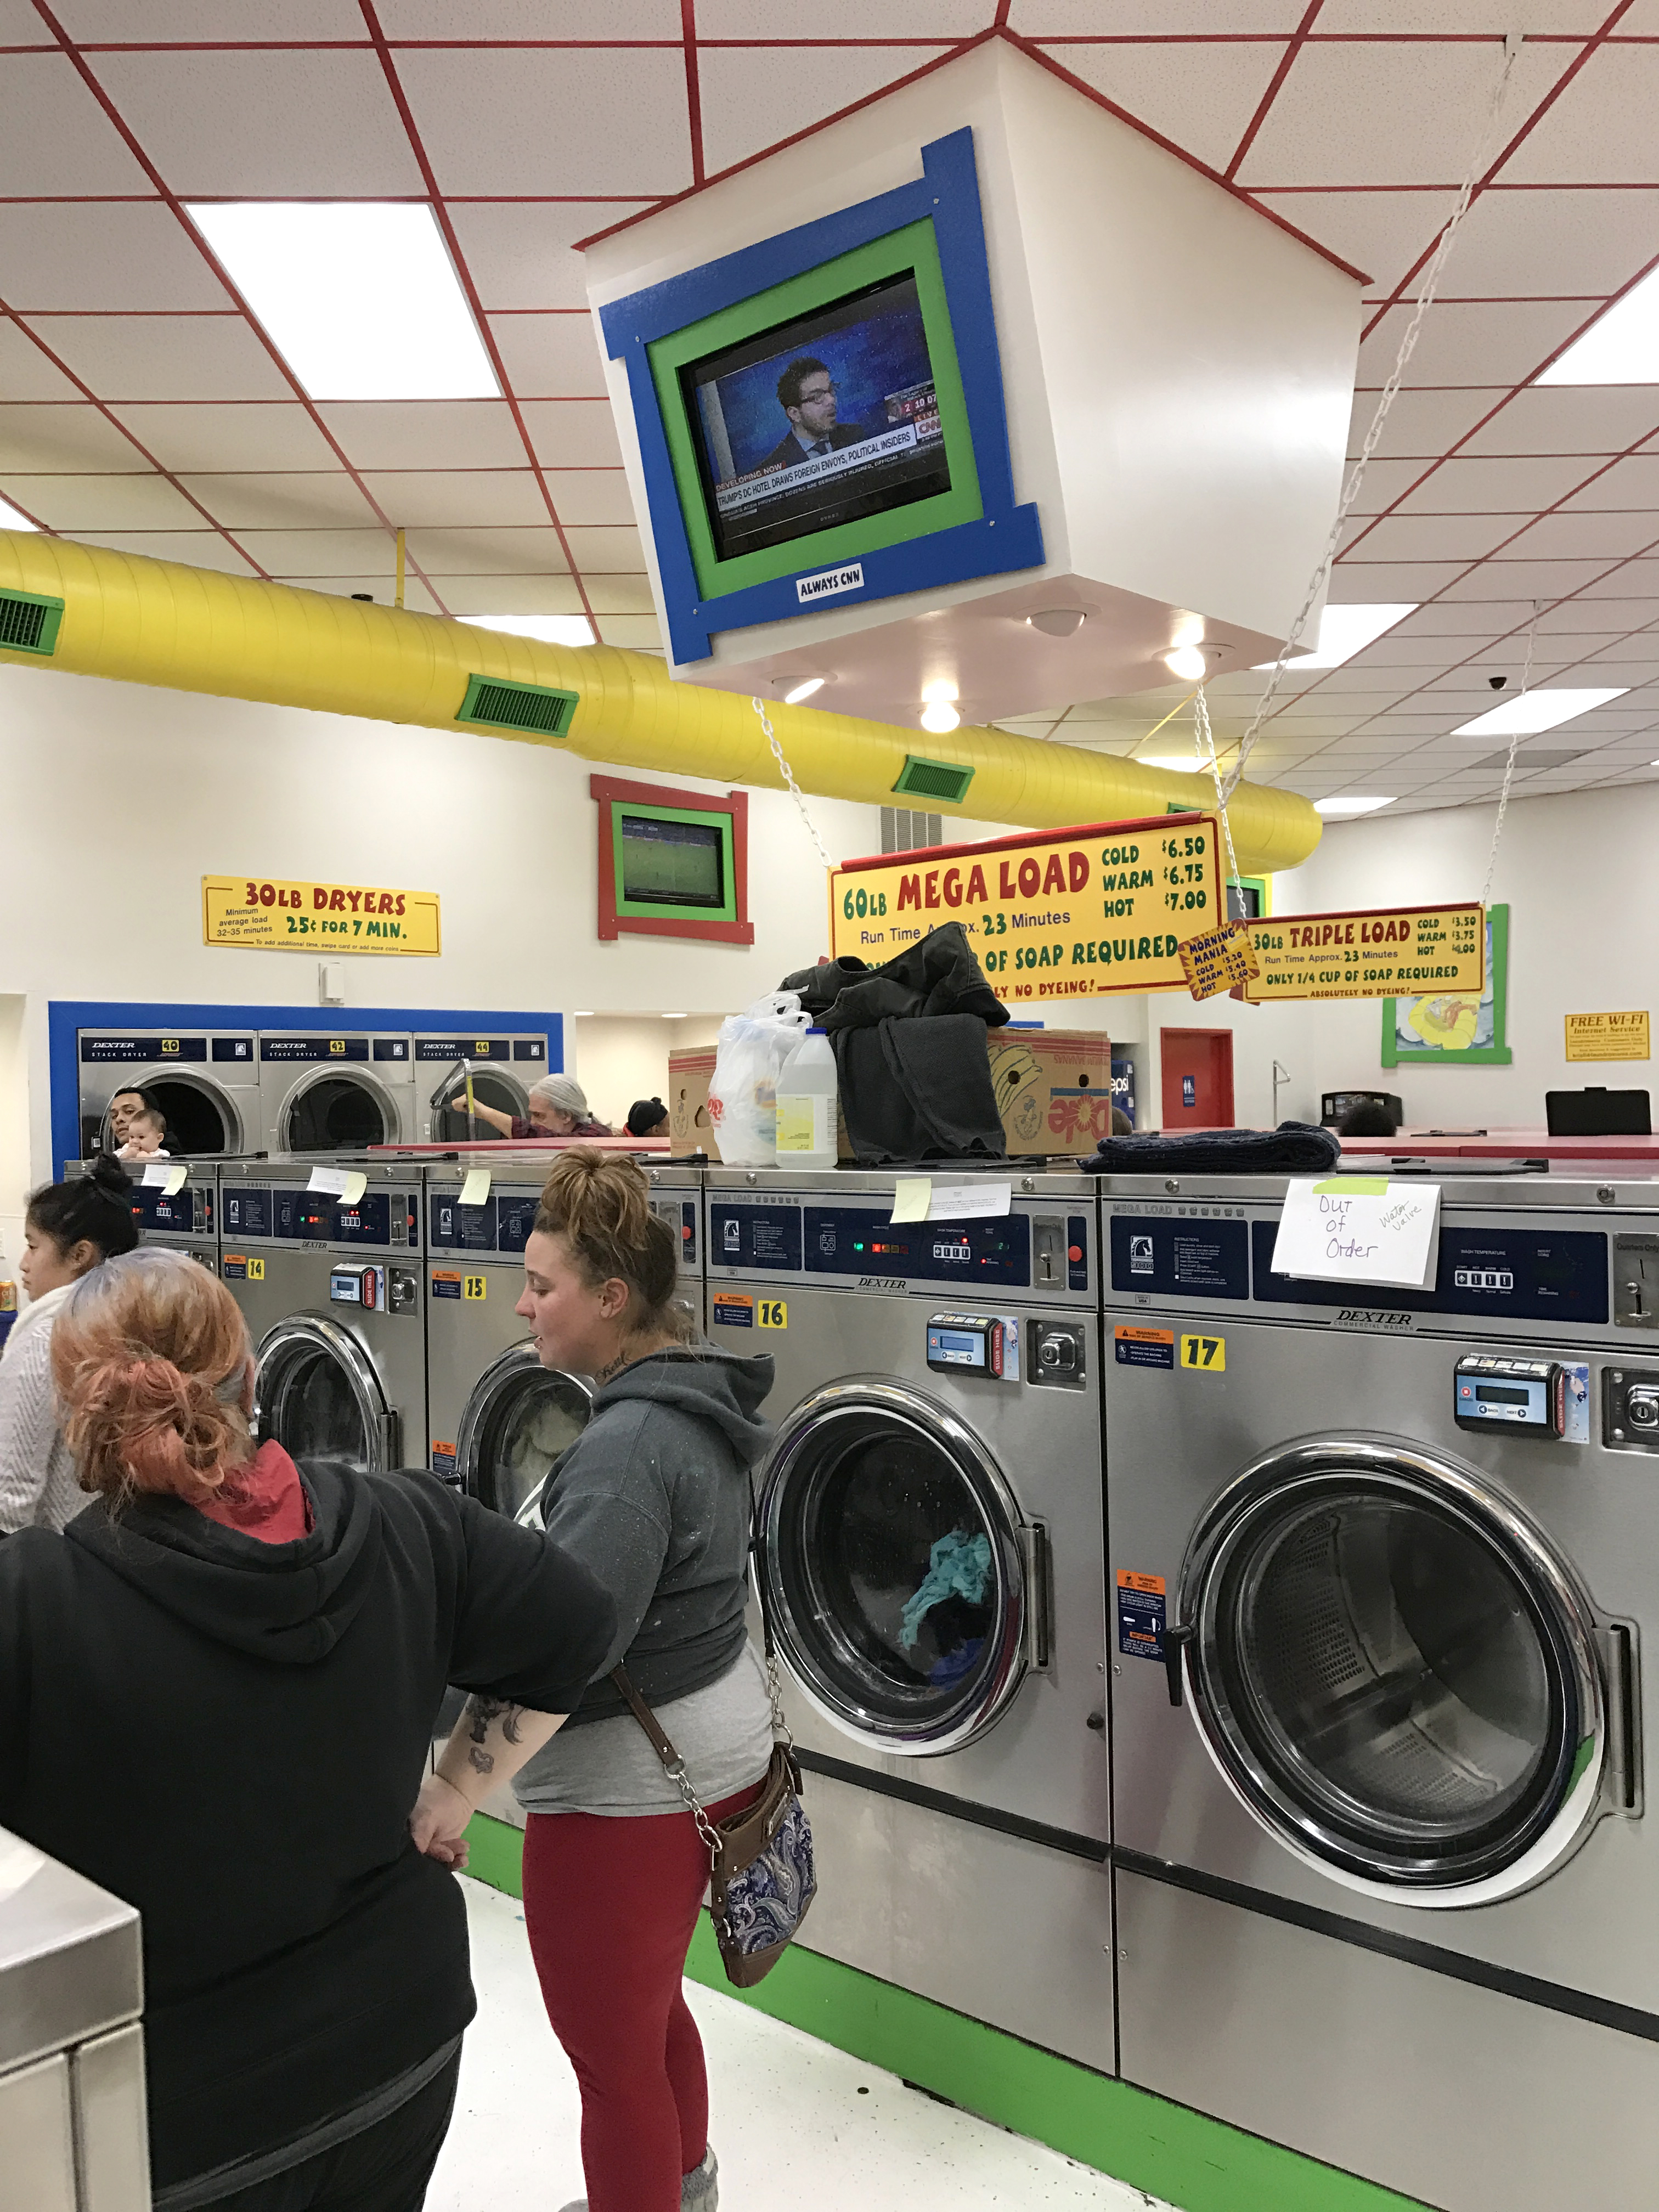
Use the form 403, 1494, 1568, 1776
774, 1028, 839, 1169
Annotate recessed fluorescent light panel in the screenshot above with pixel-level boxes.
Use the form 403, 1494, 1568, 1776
460, 613, 595, 647
1537, 266, 1659, 385
187, 202, 498, 400
1254, 603, 1417, 671
1314, 796, 1396, 816
0, 495, 38, 531
1138, 756, 1205, 773
1452, 687, 1627, 738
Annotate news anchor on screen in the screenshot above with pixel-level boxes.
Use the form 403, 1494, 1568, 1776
762, 357, 868, 469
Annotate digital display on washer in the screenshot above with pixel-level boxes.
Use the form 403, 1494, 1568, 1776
128, 1185, 204, 1235
710, 1204, 802, 1271
430, 1193, 497, 1252
295, 1192, 392, 1244
1251, 1221, 1609, 1323
221, 1187, 272, 1238
804, 1206, 1030, 1286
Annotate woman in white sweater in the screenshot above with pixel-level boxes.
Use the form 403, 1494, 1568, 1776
0, 1157, 138, 1532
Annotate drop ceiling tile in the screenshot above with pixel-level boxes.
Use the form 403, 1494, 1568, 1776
232, 529, 399, 575
1, 472, 202, 527
430, 573, 586, 616
1344, 512, 1523, 564
358, 470, 549, 527
1541, 596, 1659, 627
1013, 1, 1305, 26
1504, 46, 1659, 184
595, 613, 661, 648
697, 45, 928, 178
0, 53, 152, 196
1575, 557, 1659, 597
1328, 560, 1476, 598
1392, 599, 1539, 635
560, 523, 645, 570
1459, 387, 1659, 457
1029, 40, 1288, 173
0, 0, 47, 32
315, 401, 527, 472
1393, 453, 1609, 516
53, 1, 362, 33
1437, 184, 1659, 298
1500, 511, 1659, 562
402, 525, 571, 574
1341, 458, 1444, 515
707, 0, 977, 26
0, 204, 231, 312
1347, 386, 1506, 462
396, 48, 692, 195
0, 402, 147, 470
1562, 454, 1659, 511
109, 403, 339, 471
487, 313, 608, 398
0, 320, 83, 400
60, 528, 257, 575
1235, 39, 1573, 187
448, 205, 653, 313
1250, 190, 1460, 298
1478, 556, 1640, 597
518, 400, 625, 469
1356, 300, 1590, 389
89, 50, 425, 196
378, 0, 680, 30
275, 573, 442, 615
178, 472, 379, 528
545, 470, 633, 527
24, 314, 292, 401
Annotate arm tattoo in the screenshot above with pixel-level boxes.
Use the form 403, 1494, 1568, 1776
465, 1693, 526, 1746
467, 1745, 495, 1775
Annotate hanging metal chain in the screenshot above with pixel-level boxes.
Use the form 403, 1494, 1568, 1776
1479, 600, 1540, 911
1221, 36, 1523, 802
752, 695, 835, 871
1194, 685, 1243, 901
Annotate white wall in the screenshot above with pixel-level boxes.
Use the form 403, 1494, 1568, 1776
567, 1013, 723, 1132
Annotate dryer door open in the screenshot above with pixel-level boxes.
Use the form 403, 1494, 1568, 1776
97, 1068, 246, 1156
255, 1314, 398, 1473
277, 1068, 403, 1150
457, 1344, 592, 1520
434, 1069, 531, 1145
755, 1380, 1040, 1756
1178, 1437, 1609, 1906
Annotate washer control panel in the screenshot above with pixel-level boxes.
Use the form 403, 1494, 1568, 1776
1454, 1355, 1589, 1440
926, 1312, 1020, 1382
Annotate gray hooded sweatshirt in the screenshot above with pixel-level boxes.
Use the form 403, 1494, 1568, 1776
514, 1343, 778, 1818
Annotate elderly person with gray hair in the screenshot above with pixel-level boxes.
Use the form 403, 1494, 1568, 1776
449, 1071, 612, 1141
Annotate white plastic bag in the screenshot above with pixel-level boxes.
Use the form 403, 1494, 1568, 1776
708, 992, 811, 1165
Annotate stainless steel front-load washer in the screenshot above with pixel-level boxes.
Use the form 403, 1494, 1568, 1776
706, 1164, 1111, 2072
218, 1158, 424, 1472
105, 1155, 218, 1271
1103, 1171, 1659, 2212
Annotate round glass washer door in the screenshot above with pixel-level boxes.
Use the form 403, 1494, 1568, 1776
458, 1344, 592, 1521
1179, 1438, 1607, 1908
755, 1380, 1032, 1756
101, 1070, 244, 1156
255, 1314, 394, 1473
279, 1069, 399, 1152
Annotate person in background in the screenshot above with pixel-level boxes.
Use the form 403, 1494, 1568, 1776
417, 1150, 775, 2212
116, 1103, 170, 1159
626, 1097, 670, 1141
448, 1072, 612, 1142
1110, 1106, 1134, 1136
108, 1085, 159, 1152
0, 1249, 615, 2211
1338, 1100, 1401, 1138
0, 1157, 138, 1533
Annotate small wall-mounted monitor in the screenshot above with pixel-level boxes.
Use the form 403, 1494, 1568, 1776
618, 809, 727, 912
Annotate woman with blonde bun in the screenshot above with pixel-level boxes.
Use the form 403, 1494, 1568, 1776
0, 1248, 615, 2212
420, 1148, 776, 2212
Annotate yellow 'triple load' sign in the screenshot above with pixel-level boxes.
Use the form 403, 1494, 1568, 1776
203, 877, 442, 956
1565, 1011, 1650, 1062
1241, 904, 1484, 1002
830, 814, 1222, 1004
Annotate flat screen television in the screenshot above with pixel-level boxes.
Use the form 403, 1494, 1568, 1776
618, 811, 726, 910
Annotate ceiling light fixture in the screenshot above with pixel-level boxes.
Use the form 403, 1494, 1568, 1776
920, 701, 962, 735
1137, 756, 1203, 774
1026, 608, 1087, 638
1164, 646, 1207, 681
1314, 796, 1396, 817
661, 1012, 687, 1020
1254, 602, 1417, 671
461, 613, 596, 647
1538, 266, 1659, 384
1452, 687, 1627, 738
783, 675, 827, 704
187, 202, 499, 401
0, 495, 38, 532
573, 1011, 594, 1018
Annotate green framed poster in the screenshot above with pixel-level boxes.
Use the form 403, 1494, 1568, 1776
1382, 904, 1511, 1067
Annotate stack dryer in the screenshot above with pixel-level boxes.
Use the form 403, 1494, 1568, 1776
78, 1025, 258, 1159
259, 1031, 417, 1152
218, 1158, 424, 1472
1103, 1171, 1659, 2212
706, 1163, 1113, 2072
415, 1028, 552, 1144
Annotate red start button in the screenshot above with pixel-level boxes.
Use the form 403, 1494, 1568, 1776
1068, 1245, 1083, 1263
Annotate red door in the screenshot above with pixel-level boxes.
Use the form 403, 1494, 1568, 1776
1160, 1029, 1235, 1131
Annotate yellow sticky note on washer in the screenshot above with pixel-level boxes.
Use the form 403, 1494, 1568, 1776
460, 1168, 491, 1207
891, 1178, 930, 1223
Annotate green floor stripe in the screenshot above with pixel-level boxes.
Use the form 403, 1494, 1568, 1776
465, 1813, 1429, 2212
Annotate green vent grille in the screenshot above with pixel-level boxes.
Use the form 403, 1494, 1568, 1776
0, 588, 64, 658
893, 754, 974, 804
456, 673, 579, 738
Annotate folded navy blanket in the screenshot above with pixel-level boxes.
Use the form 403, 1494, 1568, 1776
1081, 1121, 1341, 1176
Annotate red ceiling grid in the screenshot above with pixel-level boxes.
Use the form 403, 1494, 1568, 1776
0, 0, 1653, 815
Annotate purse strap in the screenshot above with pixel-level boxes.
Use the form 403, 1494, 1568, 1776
610, 1664, 722, 1857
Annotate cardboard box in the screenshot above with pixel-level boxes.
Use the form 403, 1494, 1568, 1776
670, 1028, 1111, 1165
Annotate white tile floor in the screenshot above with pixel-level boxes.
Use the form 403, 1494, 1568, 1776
427, 1877, 1173, 2212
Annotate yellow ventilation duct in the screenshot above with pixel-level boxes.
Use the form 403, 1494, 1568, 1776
0, 533, 1319, 874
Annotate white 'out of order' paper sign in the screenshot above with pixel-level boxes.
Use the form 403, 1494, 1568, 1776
1270, 1177, 1441, 1291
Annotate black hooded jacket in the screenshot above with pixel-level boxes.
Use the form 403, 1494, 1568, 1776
0, 1460, 614, 2191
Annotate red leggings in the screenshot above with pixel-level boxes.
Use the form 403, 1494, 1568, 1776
521, 1786, 760, 2212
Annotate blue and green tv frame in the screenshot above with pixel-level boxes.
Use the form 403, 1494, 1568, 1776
600, 127, 1043, 668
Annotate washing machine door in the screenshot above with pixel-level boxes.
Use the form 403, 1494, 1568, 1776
278, 1068, 402, 1150
755, 1379, 1041, 1756
1177, 1437, 1610, 1907
456, 1343, 592, 1520
255, 1314, 398, 1473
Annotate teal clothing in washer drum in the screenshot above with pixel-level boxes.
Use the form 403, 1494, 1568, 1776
513, 1344, 775, 1787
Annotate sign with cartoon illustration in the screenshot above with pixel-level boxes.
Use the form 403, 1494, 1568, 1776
1382, 906, 1511, 1069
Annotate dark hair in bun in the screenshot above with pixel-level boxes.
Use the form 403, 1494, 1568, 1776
534, 1148, 684, 1336
27, 1155, 140, 1262
625, 1097, 669, 1138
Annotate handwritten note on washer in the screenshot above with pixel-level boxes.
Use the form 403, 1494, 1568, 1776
890, 1178, 1013, 1224
1271, 1177, 1440, 1290
308, 1165, 368, 1206
141, 1162, 189, 1195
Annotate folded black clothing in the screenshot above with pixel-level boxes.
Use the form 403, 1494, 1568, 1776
832, 1013, 1006, 1163
1081, 1121, 1341, 1176
813, 921, 1007, 1032
777, 955, 871, 1019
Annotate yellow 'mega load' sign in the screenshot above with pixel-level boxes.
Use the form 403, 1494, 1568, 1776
830, 815, 1222, 1003
1241, 904, 1483, 1002
203, 877, 442, 956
